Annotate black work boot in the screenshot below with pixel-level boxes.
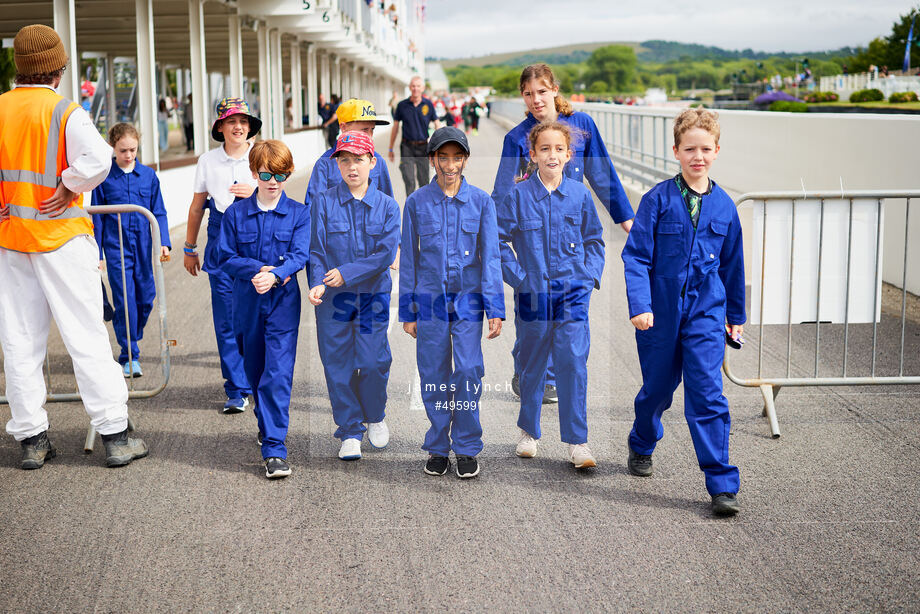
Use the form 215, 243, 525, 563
711, 493, 740, 516
101, 428, 148, 467
627, 443, 653, 477
20, 431, 56, 470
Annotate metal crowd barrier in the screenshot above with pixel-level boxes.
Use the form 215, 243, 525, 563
724, 191, 920, 438
0, 204, 172, 453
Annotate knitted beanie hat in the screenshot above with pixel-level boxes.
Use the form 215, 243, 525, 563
13, 24, 68, 76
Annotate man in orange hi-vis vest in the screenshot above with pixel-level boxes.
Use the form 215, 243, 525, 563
0, 24, 148, 469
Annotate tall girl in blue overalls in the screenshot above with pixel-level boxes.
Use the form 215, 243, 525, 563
182, 98, 260, 413
92, 122, 170, 378
492, 63, 634, 406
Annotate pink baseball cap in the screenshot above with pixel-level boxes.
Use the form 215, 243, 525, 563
332, 131, 376, 157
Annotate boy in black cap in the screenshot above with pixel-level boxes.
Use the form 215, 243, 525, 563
399, 127, 505, 478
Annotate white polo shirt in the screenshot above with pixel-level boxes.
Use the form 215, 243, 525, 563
192, 142, 256, 213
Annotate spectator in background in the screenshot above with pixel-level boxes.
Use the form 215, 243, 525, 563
157, 98, 169, 152
387, 75, 441, 195
182, 93, 194, 152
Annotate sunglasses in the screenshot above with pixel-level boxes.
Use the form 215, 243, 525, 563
257, 172, 290, 182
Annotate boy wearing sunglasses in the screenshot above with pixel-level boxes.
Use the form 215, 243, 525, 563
218, 140, 310, 479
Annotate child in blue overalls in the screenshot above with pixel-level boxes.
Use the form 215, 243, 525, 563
92, 123, 171, 378
218, 139, 309, 479
498, 121, 605, 469
308, 131, 400, 462
492, 64, 634, 406
621, 107, 746, 516
399, 127, 505, 479
183, 98, 260, 414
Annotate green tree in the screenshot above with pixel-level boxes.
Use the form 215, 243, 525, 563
588, 80, 607, 93
0, 47, 15, 94
492, 70, 520, 94
884, 6, 920, 70
583, 45, 638, 92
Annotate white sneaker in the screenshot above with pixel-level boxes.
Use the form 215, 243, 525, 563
338, 437, 362, 460
515, 429, 538, 458
366, 420, 389, 449
569, 443, 597, 469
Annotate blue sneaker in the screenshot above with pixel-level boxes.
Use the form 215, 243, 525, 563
123, 360, 142, 378
222, 396, 249, 414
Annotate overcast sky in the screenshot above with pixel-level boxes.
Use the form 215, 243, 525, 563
423, 1, 914, 59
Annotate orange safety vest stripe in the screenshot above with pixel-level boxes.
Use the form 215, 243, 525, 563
0, 87, 93, 253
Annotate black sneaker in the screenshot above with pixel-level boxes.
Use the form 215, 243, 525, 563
424, 455, 450, 476
101, 428, 148, 467
711, 492, 740, 516
511, 373, 521, 398
20, 431, 57, 470
627, 443, 653, 477
257, 433, 263, 447
265, 457, 291, 479
455, 455, 480, 479
542, 384, 558, 404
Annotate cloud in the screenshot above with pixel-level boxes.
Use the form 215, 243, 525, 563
423, 0, 910, 58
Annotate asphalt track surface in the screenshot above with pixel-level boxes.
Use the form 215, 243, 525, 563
1, 115, 918, 612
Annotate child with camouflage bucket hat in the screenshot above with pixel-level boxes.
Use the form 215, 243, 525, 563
182, 97, 263, 414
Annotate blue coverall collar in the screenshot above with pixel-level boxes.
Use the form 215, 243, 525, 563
525, 170, 569, 200
335, 178, 378, 208
110, 157, 140, 176
669, 177, 715, 228
244, 190, 291, 216
430, 176, 470, 204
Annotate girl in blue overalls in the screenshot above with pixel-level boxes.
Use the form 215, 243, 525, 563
218, 140, 309, 479
182, 98, 260, 414
498, 121, 605, 469
492, 63, 634, 406
399, 127, 505, 479
93, 123, 171, 378
308, 131, 400, 462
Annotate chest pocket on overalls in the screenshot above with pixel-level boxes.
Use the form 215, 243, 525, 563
703, 219, 728, 271
460, 217, 480, 260
518, 217, 544, 262
237, 231, 258, 259
273, 228, 292, 261
325, 220, 350, 259
657, 221, 683, 257
365, 222, 384, 253
562, 214, 581, 256
416, 214, 441, 261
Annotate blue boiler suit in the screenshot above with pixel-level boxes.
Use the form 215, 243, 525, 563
304, 148, 394, 208
498, 173, 605, 444
203, 199, 252, 401
621, 178, 746, 496
92, 160, 171, 365
492, 111, 633, 387
310, 181, 400, 441
218, 191, 310, 460
398, 178, 505, 457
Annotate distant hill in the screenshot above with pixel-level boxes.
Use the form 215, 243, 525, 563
437, 42, 646, 69
431, 40, 855, 69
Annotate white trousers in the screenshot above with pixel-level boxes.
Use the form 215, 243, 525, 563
0, 236, 128, 440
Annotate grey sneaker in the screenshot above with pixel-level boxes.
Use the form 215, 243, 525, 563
711, 493, 740, 516
101, 429, 148, 467
20, 431, 57, 470
542, 384, 558, 404
627, 443, 653, 477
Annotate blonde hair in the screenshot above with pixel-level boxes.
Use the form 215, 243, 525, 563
249, 139, 294, 174
108, 122, 139, 146
519, 64, 573, 117
673, 107, 720, 147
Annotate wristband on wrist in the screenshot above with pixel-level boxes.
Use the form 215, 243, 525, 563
184, 241, 197, 249
183, 247, 198, 255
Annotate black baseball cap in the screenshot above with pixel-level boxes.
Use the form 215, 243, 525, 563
427, 126, 470, 155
